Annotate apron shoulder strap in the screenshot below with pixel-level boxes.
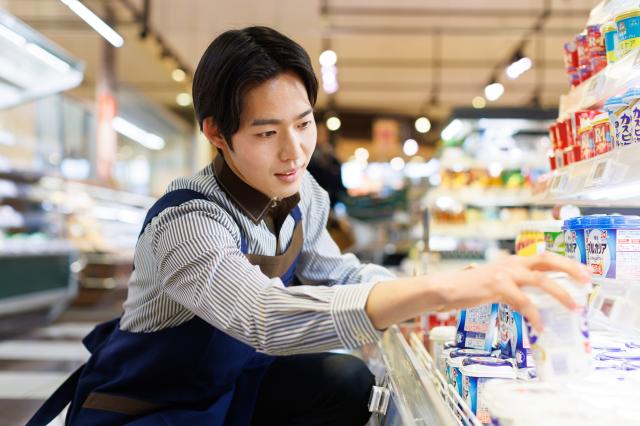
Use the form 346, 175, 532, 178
138, 188, 249, 253
26, 364, 84, 426
139, 189, 210, 238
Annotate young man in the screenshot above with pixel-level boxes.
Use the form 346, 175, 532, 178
30, 26, 589, 426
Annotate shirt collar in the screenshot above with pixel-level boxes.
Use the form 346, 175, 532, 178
213, 154, 300, 225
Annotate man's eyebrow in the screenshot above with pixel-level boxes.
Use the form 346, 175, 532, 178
250, 108, 313, 126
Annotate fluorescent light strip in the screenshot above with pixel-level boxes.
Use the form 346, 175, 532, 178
112, 117, 165, 150
25, 43, 70, 72
0, 23, 26, 46
59, 0, 124, 48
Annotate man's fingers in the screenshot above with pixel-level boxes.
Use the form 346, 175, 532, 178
512, 269, 578, 311
523, 252, 591, 284
496, 273, 544, 333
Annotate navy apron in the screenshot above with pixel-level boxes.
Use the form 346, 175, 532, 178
28, 189, 304, 425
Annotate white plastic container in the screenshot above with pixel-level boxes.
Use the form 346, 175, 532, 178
429, 325, 456, 369
460, 357, 516, 425
445, 348, 492, 395
525, 272, 592, 381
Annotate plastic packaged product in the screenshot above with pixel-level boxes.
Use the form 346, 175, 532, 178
445, 349, 492, 395
584, 215, 640, 280
498, 304, 534, 369
591, 112, 613, 155
429, 325, 456, 371
616, 9, 640, 57
576, 32, 590, 67
602, 21, 619, 64
578, 118, 595, 160
438, 342, 458, 376
587, 24, 607, 73
460, 357, 515, 425
525, 272, 592, 381
621, 87, 640, 144
537, 220, 565, 256
515, 224, 545, 257
563, 41, 579, 71
563, 216, 588, 264
455, 304, 498, 351
603, 96, 632, 148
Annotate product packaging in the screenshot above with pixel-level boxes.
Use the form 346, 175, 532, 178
525, 272, 592, 381
445, 348, 493, 395
584, 215, 640, 280
455, 303, 499, 351
460, 357, 516, 425
498, 304, 534, 369
621, 87, 640, 144
602, 21, 619, 64
563, 216, 588, 265
603, 96, 631, 148
616, 9, 640, 57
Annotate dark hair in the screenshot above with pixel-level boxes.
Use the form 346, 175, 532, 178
192, 26, 318, 149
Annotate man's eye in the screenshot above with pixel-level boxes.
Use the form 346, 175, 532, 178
257, 130, 276, 138
299, 120, 312, 129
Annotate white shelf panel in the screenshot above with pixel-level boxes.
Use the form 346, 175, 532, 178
559, 48, 640, 120
532, 143, 640, 206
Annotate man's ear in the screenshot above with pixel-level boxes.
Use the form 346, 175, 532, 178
202, 117, 227, 150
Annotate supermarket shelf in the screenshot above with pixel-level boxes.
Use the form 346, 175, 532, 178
589, 276, 640, 338
378, 326, 456, 426
558, 47, 640, 120
532, 143, 640, 207
430, 223, 519, 240
424, 188, 532, 209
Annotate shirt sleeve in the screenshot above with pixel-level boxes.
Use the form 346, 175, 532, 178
152, 199, 384, 356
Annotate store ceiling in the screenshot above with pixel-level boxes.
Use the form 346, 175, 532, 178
3, 0, 599, 135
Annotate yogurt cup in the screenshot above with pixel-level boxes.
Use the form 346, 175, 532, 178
563, 216, 588, 265
616, 9, 640, 57
525, 272, 592, 381
621, 87, 640, 145
537, 220, 565, 256
460, 357, 516, 425
429, 325, 456, 373
455, 303, 499, 352
591, 112, 613, 155
498, 304, 534, 369
584, 215, 640, 280
603, 21, 619, 64
445, 348, 492, 395
604, 96, 631, 148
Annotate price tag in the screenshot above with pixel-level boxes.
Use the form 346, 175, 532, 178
585, 158, 612, 188
584, 74, 605, 101
549, 172, 568, 194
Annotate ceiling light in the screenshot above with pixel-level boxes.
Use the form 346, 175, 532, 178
319, 49, 337, 67
415, 117, 431, 133
112, 117, 165, 150
403, 139, 419, 156
506, 57, 532, 79
59, 0, 124, 48
355, 147, 369, 161
176, 92, 192, 106
0, 23, 25, 46
484, 82, 504, 101
171, 68, 186, 82
326, 116, 341, 131
390, 157, 405, 171
472, 96, 486, 109
441, 119, 463, 141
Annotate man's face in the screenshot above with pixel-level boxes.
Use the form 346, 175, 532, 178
220, 71, 317, 199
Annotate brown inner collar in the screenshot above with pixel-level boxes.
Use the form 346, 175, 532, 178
213, 154, 300, 227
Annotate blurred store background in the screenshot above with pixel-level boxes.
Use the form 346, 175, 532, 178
0, 1, 615, 424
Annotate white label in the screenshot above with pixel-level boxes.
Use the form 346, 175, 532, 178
616, 229, 640, 280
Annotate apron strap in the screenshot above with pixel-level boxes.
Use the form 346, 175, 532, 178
26, 364, 85, 426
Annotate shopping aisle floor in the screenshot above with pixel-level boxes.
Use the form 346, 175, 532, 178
0, 321, 94, 425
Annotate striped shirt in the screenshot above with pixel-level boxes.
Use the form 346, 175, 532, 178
120, 156, 396, 355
